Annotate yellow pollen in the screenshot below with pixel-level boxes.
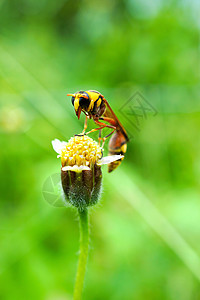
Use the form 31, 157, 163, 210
61, 135, 102, 167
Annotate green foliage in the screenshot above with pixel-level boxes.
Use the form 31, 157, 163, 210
0, 0, 200, 299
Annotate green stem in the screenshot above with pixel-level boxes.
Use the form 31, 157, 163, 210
74, 208, 89, 300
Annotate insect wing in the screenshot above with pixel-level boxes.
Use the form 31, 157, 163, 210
103, 98, 129, 142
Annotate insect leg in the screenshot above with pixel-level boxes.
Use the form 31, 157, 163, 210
101, 128, 116, 148
86, 120, 115, 135
98, 129, 102, 146
99, 116, 116, 126
98, 117, 117, 144
86, 125, 107, 135
81, 116, 89, 134
86, 119, 116, 147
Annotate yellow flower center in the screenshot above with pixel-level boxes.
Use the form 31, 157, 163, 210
61, 135, 102, 167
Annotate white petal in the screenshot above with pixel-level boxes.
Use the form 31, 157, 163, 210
97, 155, 124, 166
52, 139, 67, 155
62, 165, 91, 173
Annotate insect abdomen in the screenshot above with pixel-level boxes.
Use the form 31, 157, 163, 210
108, 131, 127, 173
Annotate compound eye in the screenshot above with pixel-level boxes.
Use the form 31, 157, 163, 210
71, 96, 75, 106
79, 97, 90, 108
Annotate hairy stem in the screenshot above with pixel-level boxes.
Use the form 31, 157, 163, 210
74, 208, 89, 300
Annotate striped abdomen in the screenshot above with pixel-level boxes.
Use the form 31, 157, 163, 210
108, 131, 128, 173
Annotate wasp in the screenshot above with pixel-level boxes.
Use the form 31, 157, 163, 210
67, 90, 129, 172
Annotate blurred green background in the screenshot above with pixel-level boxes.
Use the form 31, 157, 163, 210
0, 0, 200, 299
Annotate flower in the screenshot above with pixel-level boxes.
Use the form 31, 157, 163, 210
52, 135, 123, 209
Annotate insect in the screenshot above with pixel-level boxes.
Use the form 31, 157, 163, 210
67, 90, 129, 172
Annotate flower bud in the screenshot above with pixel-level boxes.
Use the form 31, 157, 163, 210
52, 135, 102, 209
61, 164, 102, 209
52, 135, 123, 210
